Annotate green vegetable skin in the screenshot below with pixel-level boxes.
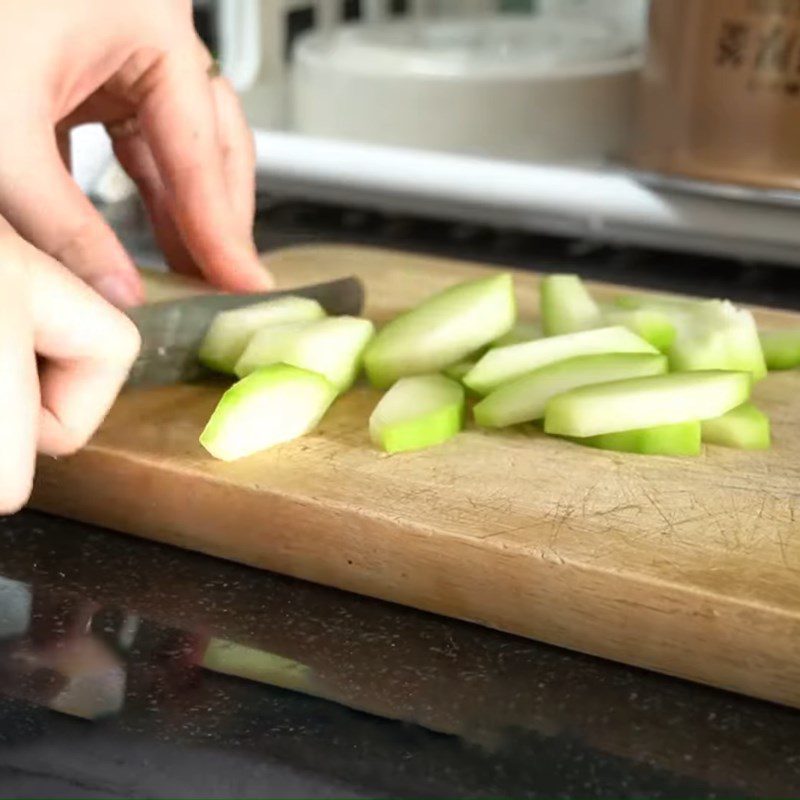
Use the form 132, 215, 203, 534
474, 353, 668, 428
494, 322, 541, 346
464, 326, 657, 395
232, 320, 312, 374
443, 359, 476, 381
668, 300, 766, 381
196, 274, 775, 463
759, 329, 800, 370
540, 274, 602, 335
701, 403, 771, 450
614, 294, 766, 379
369, 374, 465, 453
364, 274, 515, 388
544, 371, 751, 438
576, 422, 702, 456
198, 296, 326, 374
602, 307, 675, 352
235, 316, 375, 392
200, 364, 336, 461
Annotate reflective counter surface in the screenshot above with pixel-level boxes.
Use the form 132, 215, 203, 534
1, 200, 800, 798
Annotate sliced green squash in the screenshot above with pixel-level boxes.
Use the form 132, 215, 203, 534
369, 374, 465, 453
544, 371, 751, 438
474, 353, 668, 428
464, 326, 657, 396
364, 274, 515, 388
701, 403, 771, 450
540, 274, 602, 336
200, 364, 336, 461
198, 296, 325, 374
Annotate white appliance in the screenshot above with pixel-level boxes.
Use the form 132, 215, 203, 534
291, 14, 639, 163
228, 0, 645, 162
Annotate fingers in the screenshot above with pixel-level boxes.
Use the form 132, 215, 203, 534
113, 73, 262, 286
56, 127, 72, 173
211, 76, 256, 234
0, 227, 139, 513
112, 131, 199, 278
0, 131, 144, 308
120, 46, 271, 291
25, 243, 141, 457
0, 245, 38, 514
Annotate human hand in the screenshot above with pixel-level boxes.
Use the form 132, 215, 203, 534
0, 219, 140, 513
0, 0, 271, 308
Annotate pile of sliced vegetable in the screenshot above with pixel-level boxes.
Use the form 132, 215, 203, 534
198, 271, 795, 461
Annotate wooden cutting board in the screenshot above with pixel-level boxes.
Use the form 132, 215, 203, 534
30, 245, 800, 709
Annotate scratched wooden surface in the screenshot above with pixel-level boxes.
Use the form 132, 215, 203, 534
31, 245, 800, 708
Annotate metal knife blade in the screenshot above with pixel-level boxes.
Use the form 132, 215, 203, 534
125, 276, 365, 388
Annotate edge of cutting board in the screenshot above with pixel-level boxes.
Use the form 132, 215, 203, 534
32, 243, 800, 711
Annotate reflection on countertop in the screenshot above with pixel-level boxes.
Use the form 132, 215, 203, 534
0, 512, 798, 799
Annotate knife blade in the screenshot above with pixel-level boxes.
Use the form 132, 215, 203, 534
125, 276, 365, 388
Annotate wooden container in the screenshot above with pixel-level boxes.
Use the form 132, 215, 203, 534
630, 0, 800, 190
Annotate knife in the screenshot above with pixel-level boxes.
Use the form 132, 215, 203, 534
125, 276, 365, 388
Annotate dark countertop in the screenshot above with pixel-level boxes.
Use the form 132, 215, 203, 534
2, 198, 800, 799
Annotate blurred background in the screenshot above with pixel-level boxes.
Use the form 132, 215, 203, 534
77, 0, 800, 273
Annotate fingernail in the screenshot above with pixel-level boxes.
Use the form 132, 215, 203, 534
92, 273, 144, 308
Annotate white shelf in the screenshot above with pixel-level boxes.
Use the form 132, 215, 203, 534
255, 129, 800, 266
